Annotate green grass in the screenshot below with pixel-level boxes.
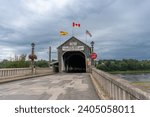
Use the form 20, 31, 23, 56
108, 70, 150, 74
131, 81, 150, 85
131, 81, 150, 89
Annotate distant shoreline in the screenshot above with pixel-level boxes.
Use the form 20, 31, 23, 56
109, 70, 150, 74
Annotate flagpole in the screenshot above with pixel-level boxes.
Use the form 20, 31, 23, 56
72, 22, 74, 36
86, 30, 92, 45
72, 22, 80, 37
59, 34, 62, 45
72, 26, 74, 36
85, 32, 87, 44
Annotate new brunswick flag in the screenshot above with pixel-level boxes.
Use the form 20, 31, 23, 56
60, 31, 68, 36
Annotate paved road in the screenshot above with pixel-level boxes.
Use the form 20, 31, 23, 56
0, 73, 99, 100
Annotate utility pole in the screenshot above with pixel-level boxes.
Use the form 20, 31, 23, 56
49, 46, 51, 67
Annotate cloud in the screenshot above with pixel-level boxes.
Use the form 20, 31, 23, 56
0, 0, 150, 61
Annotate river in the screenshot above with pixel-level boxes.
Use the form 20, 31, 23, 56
114, 73, 150, 93
115, 73, 150, 82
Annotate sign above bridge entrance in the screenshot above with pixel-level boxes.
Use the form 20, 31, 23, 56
62, 46, 84, 51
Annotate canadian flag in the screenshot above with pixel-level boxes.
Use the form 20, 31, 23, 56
72, 22, 80, 27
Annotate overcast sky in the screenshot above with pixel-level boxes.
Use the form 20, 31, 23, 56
0, 0, 150, 61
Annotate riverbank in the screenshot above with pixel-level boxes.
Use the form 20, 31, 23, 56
109, 70, 150, 74
131, 81, 150, 93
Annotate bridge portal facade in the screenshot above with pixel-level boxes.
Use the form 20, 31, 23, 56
57, 36, 91, 73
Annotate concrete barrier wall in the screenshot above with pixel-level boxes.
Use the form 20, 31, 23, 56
91, 68, 150, 100
0, 68, 32, 78
0, 68, 53, 79
35, 67, 52, 74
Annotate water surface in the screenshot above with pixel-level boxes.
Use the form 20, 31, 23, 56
115, 73, 150, 82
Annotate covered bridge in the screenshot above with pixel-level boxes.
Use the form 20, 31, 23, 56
57, 36, 91, 73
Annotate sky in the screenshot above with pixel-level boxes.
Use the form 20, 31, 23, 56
0, 0, 150, 61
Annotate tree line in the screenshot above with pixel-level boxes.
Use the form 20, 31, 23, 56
96, 59, 150, 71
0, 60, 49, 68
0, 54, 49, 68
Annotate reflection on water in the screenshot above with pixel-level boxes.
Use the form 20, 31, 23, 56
115, 74, 150, 82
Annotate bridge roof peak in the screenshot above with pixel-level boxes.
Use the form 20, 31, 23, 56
57, 36, 90, 49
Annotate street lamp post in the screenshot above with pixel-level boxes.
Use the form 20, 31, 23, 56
90, 41, 95, 66
29, 43, 37, 74
90, 41, 94, 52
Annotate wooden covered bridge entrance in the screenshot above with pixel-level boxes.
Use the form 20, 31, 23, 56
57, 36, 91, 73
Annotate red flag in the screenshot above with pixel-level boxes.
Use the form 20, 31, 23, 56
86, 30, 92, 37
73, 22, 80, 27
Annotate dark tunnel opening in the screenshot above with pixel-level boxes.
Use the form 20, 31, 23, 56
63, 51, 86, 73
